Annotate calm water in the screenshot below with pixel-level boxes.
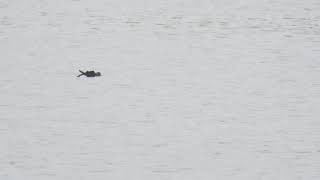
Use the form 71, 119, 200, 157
1, 0, 320, 179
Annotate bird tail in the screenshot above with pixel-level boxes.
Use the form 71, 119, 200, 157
77, 70, 86, 77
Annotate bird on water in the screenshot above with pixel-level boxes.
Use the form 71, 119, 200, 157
77, 70, 101, 77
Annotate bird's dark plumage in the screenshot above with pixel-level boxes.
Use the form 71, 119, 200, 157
78, 70, 101, 77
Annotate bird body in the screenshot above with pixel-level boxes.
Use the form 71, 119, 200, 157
78, 70, 101, 77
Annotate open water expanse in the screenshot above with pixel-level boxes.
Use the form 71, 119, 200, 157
1, 0, 320, 179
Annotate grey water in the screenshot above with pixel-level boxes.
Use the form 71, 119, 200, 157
1, 0, 320, 179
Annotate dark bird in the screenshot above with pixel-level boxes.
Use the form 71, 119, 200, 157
77, 70, 101, 77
